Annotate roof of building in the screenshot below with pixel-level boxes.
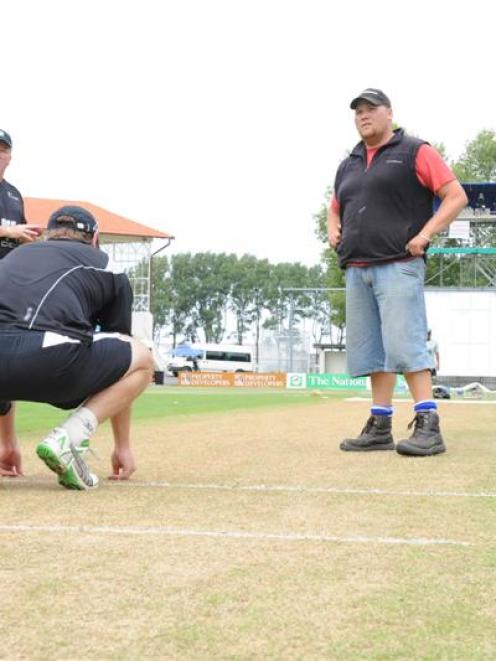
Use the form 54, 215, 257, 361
25, 197, 173, 240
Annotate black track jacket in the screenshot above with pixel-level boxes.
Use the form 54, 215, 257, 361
0, 179, 26, 258
0, 239, 133, 342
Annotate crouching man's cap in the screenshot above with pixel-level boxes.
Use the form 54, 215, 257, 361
47, 206, 99, 235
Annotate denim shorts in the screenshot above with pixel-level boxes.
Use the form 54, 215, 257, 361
345, 258, 431, 377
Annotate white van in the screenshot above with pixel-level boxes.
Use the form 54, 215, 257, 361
167, 343, 254, 376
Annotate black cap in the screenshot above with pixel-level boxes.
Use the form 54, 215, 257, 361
47, 206, 99, 235
0, 129, 12, 148
350, 88, 391, 110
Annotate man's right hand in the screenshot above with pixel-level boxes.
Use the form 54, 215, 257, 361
0, 444, 24, 477
108, 447, 137, 481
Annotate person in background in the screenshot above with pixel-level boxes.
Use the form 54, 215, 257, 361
0, 129, 42, 477
328, 89, 467, 456
426, 329, 440, 377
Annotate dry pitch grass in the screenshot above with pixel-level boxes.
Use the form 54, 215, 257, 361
1, 397, 496, 659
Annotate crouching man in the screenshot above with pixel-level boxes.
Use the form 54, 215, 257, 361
0, 206, 154, 490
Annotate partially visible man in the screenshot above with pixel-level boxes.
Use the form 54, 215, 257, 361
328, 89, 468, 456
0, 129, 42, 477
0, 205, 154, 489
426, 329, 440, 377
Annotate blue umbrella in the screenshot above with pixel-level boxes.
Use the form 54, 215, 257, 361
172, 344, 202, 358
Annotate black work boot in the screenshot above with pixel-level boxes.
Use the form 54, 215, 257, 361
396, 410, 446, 456
340, 415, 394, 452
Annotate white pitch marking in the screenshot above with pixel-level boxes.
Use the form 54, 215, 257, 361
0, 523, 471, 547
345, 397, 496, 405
3, 478, 496, 499
112, 480, 496, 499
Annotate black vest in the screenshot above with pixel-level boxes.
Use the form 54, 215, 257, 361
334, 129, 434, 268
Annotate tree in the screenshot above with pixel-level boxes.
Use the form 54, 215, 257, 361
229, 255, 271, 362
151, 247, 344, 352
150, 255, 171, 340
299, 264, 332, 345
452, 130, 496, 182
250, 261, 272, 365
263, 262, 315, 332
185, 252, 235, 343
432, 142, 448, 160
169, 253, 199, 346
314, 189, 346, 341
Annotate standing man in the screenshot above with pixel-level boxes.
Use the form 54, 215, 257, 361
0, 206, 154, 489
0, 129, 42, 477
328, 89, 467, 456
426, 329, 440, 377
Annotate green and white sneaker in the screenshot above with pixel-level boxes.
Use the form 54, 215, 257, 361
36, 428, 99, 491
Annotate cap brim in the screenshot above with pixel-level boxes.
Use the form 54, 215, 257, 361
350, 95, 383, 110
0, 139, 12, 148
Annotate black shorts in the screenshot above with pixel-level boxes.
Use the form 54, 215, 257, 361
0, 330, 132, 410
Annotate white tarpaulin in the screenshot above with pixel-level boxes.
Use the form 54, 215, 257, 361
425, 290, 496, 377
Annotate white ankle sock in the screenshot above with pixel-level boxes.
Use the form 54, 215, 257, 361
60, 407, 98, 445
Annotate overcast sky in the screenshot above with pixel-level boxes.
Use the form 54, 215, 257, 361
4, 0, 495, 265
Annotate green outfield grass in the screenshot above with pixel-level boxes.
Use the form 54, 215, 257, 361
15, 386, 340, 436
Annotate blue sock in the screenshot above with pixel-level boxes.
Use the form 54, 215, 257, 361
371, 405, 393, 417
414, 400, 437, 413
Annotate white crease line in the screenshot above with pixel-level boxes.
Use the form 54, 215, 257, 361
113, 481, 496, 499
3, 478, 496, 499
0, 524, 471, 547
345, 397, 496, 405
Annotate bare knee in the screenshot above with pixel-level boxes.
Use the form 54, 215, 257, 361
129, 338, 155, 375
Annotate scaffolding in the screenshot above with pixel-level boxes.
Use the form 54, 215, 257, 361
426, 208, 496, 288
101, 239, 153, 312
